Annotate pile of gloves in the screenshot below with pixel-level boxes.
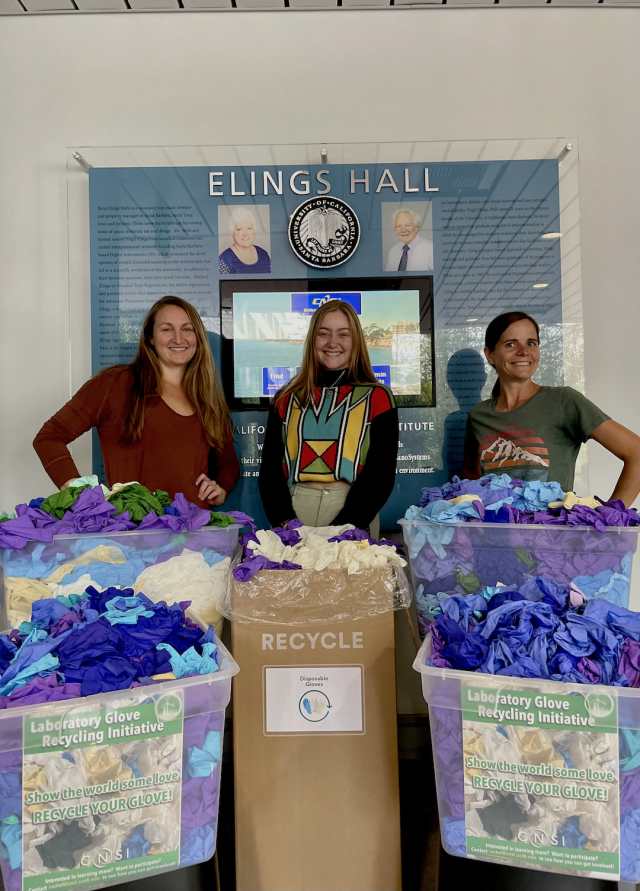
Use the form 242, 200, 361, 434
403, 475, 639, 637
409, 474, 640, 527
0, 479, 255, 632
0, 588, 229, 890
0, 588, 223, 702
233, 520, 406, 582
426, 579, 639, 686
423, 584, 640, 881
0, 477, 252, 545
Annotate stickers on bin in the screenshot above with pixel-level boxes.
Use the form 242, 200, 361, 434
461, 681, 620, 880
21, 690, 184, 891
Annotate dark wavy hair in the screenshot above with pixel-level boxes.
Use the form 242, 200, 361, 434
485, 312, 540, 399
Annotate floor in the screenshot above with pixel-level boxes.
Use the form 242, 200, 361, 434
7, 715, 624, 891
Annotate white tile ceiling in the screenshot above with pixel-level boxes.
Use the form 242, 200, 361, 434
182, 0, 231, 8
342, 0, 389, 6
234, 0, 282, 7
4, 0, 637, 14
289, 0, 336, 7
75, 0, 126, 9
21, 0, 75, 9
127, 0, 177, 8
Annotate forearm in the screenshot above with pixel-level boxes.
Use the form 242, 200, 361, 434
259, 472, 294, 527
209, 441, 240, 496
33, 377, 106, 489
589, 420, 640, 508
609, 458, 640, 508
33, 424, 81, 490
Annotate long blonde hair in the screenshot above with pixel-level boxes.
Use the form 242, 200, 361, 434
275, 300, 377, 408
114, 295, 233, 450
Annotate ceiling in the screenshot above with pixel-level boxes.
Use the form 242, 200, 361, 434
1, 0, 637, 13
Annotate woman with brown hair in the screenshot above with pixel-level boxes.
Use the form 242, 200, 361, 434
462, 311, 639, 505
258, 300, 398, 535
34, 296, 239, 507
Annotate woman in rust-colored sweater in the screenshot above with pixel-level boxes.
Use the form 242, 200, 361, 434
34, 296, 240, 509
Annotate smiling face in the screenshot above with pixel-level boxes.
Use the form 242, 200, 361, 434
394, 212, 420, 245
150, 305, 198, 370
232, 218, 255, 249
485, 319, 540, 385
314, 309, 353, 371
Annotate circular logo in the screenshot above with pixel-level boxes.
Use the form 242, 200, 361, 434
585, 692, 614, 719
288, 197, 360, 269
299, 690, 332, 722
155, 692, 183, 723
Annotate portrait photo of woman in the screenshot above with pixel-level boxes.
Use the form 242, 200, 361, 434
218, 205, 271, 275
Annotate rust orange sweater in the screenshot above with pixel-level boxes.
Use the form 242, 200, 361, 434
33, 368, 240, 509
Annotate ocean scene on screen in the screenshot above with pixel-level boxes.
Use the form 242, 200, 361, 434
232, 290, 422, 398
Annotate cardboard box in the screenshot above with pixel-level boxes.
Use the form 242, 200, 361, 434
232, 570, 402, 891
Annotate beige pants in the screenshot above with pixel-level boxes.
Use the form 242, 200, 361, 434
290, 483, 380, 540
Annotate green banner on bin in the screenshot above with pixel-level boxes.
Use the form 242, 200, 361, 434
22, 690, 184, 891
461, 680, 620, 881
462, 683, 618, 734
23, 851, 180, 891
466, 837, 619, 876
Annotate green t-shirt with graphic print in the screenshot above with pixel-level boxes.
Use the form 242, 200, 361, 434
464, 386, 610, 492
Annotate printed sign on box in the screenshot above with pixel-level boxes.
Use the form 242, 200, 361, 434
22, 691, 184, 891
461, 681, 620, 881
290, 293, 362, 316
263, 665, 364, 735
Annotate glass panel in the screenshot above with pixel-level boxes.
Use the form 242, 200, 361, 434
67, 139, 584, 528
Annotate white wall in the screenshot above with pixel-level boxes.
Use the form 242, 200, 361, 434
1, 7, 638, 509
0, 6, 638, 712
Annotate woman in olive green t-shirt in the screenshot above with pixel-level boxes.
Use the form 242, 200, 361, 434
462, 312, 640, 506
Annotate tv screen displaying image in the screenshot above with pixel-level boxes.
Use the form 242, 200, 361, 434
220, 277, 434, 411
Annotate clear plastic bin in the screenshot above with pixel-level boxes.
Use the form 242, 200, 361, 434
399, 520, 639, 637
0, 525, 241, 633
413, 635, 640, 882
0, 637, 239, 891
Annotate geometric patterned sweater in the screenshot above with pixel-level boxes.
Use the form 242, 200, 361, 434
258, 371, 398, 530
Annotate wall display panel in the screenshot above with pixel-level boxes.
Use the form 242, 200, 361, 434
68, 140, 584, 529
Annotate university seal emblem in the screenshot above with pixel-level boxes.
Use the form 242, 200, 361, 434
288, 196, 360, 269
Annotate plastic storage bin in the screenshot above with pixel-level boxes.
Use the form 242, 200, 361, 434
0, 637, 239, 891
399, 520, 639, 637
413, 635, 640, 882
0, 525, 241, 633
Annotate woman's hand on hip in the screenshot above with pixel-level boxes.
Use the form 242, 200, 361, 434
195, 473, 227, 506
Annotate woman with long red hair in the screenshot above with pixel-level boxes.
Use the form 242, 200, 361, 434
259, 300, 398, 536
34, 296, 239, 507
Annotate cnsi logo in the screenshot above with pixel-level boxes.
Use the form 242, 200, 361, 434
517, 827, 559, 848
80, 848, 124, 868
312, 295, 340, 307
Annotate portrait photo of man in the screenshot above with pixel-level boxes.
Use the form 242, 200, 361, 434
384, 205, 434, 272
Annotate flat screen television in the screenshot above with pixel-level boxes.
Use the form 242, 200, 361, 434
220, 276, 434, 411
